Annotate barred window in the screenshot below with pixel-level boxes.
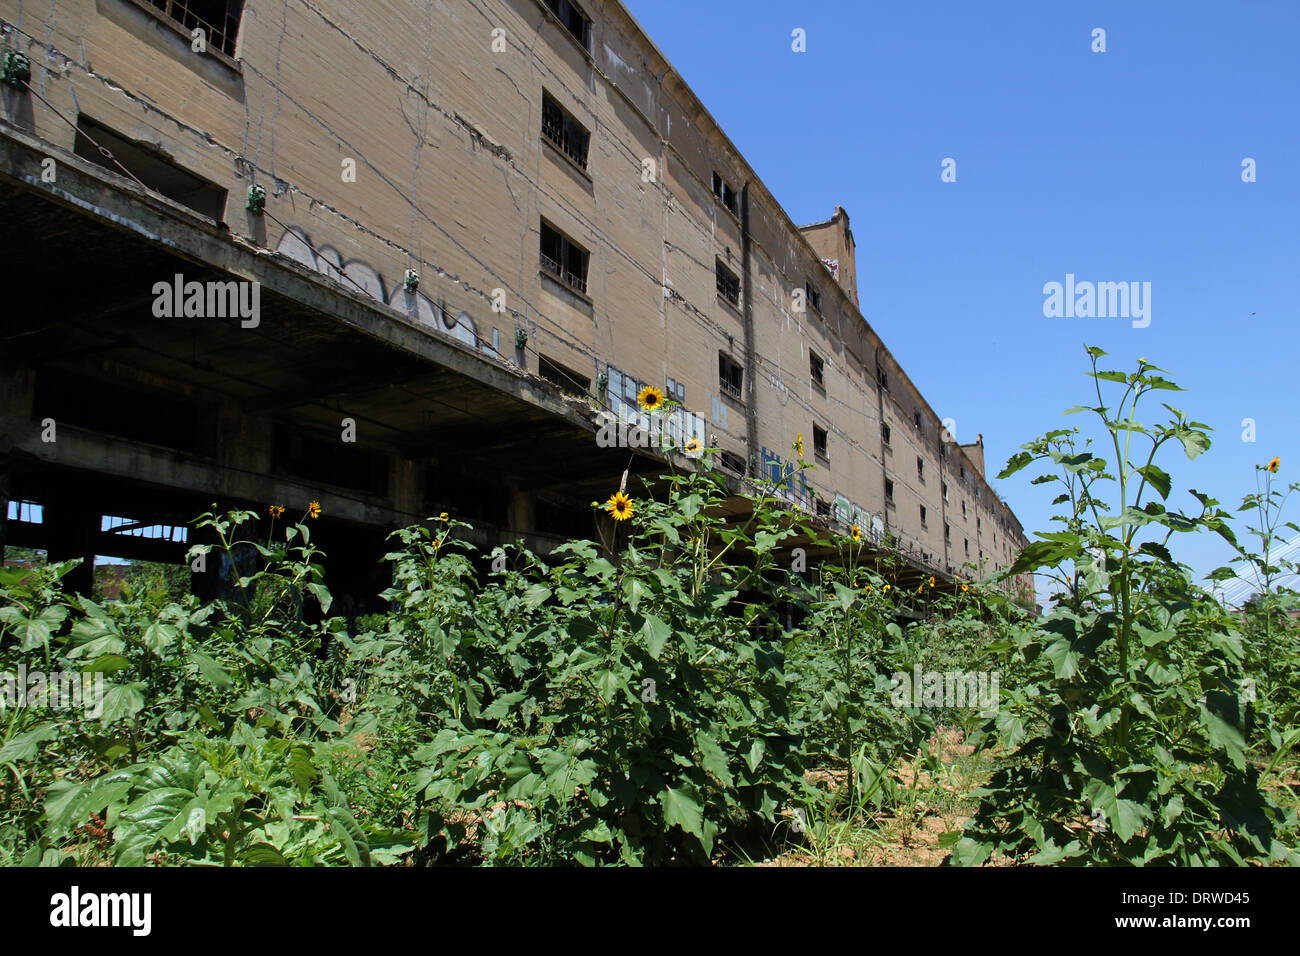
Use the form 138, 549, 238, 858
150, 0, 243, 57
541, 92, 590, 170
716, 260, 740, 306
544, 0, 591, 50
540, 220, 589, 295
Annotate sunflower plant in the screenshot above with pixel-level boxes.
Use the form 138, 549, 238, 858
947, 348, 1296, 865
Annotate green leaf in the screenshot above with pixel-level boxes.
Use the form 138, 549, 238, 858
1135, 464, 1171, 500
240, 842, 289, 866
307, 582, 333, 615
660, 785, 706, 844
641, 613, 671, 660
1175, 428, 1211, 461
190, 651, 234, 689
745, 739, 766, 773
142, 622, 179, 654
1201, 696, 1246, 771
695, 731, 734, 788
97, 682, 147, 725
82, 654, 131, 674
0, 723, 60, 763
997, 451, 1034, 479
327, 805, 371, 866
480, 690, 529, 721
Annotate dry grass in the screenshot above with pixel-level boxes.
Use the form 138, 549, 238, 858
751, 726, 997, 867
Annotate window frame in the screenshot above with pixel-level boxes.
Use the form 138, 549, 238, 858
812, 424, 829, 462
136, 0, 245, 61
805, 280, 822, 313
542, 0, 592, 53
541, 91, 591, 171
712, 171, 739, 217
715, 259, 740, 307
718, 352, 744, 401
539, 219, 591, 298
538, 354, 590, 397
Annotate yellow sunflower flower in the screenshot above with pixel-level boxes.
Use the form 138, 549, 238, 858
684, 437, 703, 456
929, 576, 936, 588
307, 501, 322, 519
850, 524, 862, 542
1266, 457, 1280, 473
795, 433, 805, 458
605, 491, 634, 521
962, 583, 969, 592
269, 505, 285, 519
438, 512, 449, 521
637, 385, 665, 411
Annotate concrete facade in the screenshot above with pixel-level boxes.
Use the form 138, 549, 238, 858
0, 0, 1033, 607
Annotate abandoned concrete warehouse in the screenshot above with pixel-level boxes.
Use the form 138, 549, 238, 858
0, 0, 1034, 610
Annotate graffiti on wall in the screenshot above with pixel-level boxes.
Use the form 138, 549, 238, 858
759, 446, 810, 503
607, 365, 706, 449
275, 227, 495, 355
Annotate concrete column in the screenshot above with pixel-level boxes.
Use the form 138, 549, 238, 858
0, 465, 9, 567
507, 484, 535, 537
44, 501, 98, 596
390, 457, 424, 519
216, 401, 273, 474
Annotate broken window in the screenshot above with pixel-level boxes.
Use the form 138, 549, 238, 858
540, 220, 589, 295
716, 260, 740, 306
881, 422, 891, 446
149, 0, 244, 57
812, 424, 828, 461
805, 281, 822, 313
539, 354, 590, 396
541, 92, 590, 169
718, 353, 743, 400
815, 498, 830, 518
916, 456, 925, 482
885, 478, 895, 504
914, 410, 924, 432
719, 450, 747, 474
877, 366, 889, 391
920, 505, 928, 528
944, 522, 951, 542
544, 0, 591, 50
712, 171, 738, 216
74, 115, 227, 220
809, 351, 825, 390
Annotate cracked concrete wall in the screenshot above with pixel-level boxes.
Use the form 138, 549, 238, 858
0, 0, 1029, 581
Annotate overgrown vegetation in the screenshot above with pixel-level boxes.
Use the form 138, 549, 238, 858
1, 349, 1296, 866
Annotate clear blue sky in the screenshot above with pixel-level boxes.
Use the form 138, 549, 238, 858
623, 0, 1299, 598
